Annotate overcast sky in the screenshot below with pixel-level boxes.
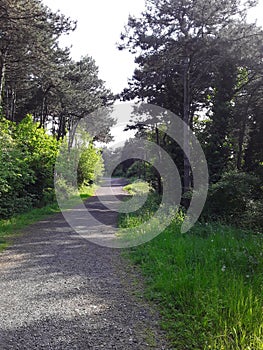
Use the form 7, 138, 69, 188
42, 0, 263, 95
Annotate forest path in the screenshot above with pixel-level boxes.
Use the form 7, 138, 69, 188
0, 178, 168, 349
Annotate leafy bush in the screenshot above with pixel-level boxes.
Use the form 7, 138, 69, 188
0, 119, 36, 217
127, 160, 161, 193
0, 116, 59, 218
15, 115, 59, 203
77, 144, 104, 185
203, 171, 262, 228
123, 181, 151, 195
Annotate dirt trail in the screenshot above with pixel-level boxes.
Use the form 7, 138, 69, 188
0, 178, 169, 349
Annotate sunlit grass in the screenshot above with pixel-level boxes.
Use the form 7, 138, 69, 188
123, 181, 151, 195
119, 189, 263, 349
0, 202, 60, 251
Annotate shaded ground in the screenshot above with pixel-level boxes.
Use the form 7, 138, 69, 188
0, 178, 169, 349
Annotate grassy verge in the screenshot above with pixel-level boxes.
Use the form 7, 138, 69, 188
119, 192, 263, 349
0, 185, 95, 252
123, 181, 151, 195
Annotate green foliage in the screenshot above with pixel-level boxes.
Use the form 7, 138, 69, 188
78, 144, 104, 186
120, 200, 263, 349
0, 118, 35, 217
204, 60, 237, 182
15, 115, 59, 203
123, 181, 151, 196
126, 161, 146, 179
0, 116, 59, 218
203, 171, 262, 229
120, 0, 263, 212
55, 131, 104, 203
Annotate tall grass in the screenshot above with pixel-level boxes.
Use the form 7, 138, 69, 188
119, 193, 263, 349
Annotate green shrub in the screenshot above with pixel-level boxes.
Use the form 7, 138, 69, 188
77, 144, 104, 186
203, 171, 262, 228
15, 115, 59, 203
0, 115, 59, 218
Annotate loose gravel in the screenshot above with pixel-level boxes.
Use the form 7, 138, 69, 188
0, 179, 170, 349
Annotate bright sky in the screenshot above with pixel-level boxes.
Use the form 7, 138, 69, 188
42, 0, 262, 95
43, 0, 145, 95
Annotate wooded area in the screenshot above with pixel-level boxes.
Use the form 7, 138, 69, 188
114, 0, 263, 229
0, 0, 114, 217
0, 0, 262, 226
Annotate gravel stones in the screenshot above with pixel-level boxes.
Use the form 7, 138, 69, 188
0, 179, 170, 349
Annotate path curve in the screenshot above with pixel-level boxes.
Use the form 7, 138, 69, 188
0, 178, 169, 349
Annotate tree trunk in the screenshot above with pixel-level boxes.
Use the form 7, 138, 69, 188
10, 86, 17, 121
0, 57, 6, 107
237, 100, 251, 170
183, 57, 191, 197
155, 125, 162, 196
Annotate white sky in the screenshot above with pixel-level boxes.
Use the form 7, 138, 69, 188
43, 0, 145, 95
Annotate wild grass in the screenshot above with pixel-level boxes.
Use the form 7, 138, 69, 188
119, 192, 263, 349
123, 181, 152, 195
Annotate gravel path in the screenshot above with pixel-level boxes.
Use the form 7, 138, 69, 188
0, 179, 169, 349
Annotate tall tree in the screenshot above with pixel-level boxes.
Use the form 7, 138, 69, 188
119, 0, 261, 192
0, 0, 75, 120
0, 1, 115, 142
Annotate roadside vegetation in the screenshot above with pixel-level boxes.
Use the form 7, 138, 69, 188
119, 185, 263, 349
116, 5, 263, 345
0, 0, 113, 252
123, 181, 151, 195
0, 0, 113, 251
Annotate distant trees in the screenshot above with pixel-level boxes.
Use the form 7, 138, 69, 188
52, 55, 114, 140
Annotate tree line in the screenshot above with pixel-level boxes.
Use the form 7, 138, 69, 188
113, 0, 263, 229
0, 0, 114, 138
0, 0, 114, 218
1, 0, 262, 228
